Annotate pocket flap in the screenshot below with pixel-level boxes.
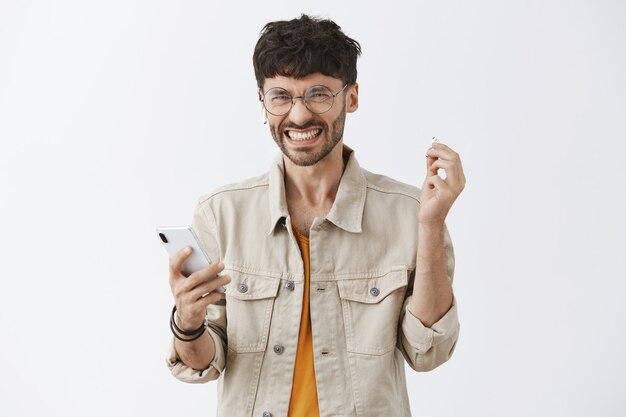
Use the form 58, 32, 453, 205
337, 269, 408, 304
225, 270, 280, 301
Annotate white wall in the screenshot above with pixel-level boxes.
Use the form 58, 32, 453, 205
1, 1, 624, 416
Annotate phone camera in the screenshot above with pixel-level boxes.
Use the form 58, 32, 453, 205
159, 233, 168, 243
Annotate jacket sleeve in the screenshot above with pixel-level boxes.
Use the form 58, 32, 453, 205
397, 222, 460, 372
165, 197, 228, 383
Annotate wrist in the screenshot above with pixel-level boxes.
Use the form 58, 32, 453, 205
174, 311, 203, 332
170, 305, 206, 342
418, 221, 445, 235
418, 212, 447, 228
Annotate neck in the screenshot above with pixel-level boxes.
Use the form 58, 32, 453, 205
283, 142, 346, 207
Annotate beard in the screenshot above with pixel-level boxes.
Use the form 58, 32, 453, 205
269, 101, 347, 167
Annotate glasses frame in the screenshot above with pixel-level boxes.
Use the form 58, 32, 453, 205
260, 83, 350, 116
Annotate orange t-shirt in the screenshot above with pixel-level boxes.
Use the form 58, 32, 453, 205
287, 224, 320, 417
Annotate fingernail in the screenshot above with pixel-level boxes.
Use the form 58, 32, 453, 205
218, 262, 225, 268
184, 246, 191, 253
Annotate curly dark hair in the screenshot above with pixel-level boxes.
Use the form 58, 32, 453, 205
253, 14, 362, 90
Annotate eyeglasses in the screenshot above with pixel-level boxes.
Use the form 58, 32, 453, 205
260, 83, 350, 116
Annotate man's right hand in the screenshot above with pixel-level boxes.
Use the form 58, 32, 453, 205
168, 246, 231, 331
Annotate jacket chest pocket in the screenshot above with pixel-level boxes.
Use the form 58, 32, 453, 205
337, 269, 409, 355
225, 271, 280, 353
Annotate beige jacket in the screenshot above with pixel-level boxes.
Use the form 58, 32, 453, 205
166, 145, 460, 417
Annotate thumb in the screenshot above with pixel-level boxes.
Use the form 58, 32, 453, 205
170, 246, 193, 276
426, 147, 436, 177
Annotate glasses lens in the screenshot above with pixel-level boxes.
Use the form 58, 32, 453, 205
264, 88, 292, 116
304, 86, 334, 114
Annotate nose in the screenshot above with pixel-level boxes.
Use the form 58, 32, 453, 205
288, 97, 314, 125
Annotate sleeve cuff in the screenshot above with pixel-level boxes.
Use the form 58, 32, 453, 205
401, 296, 459, 355
165, 326, 226, 384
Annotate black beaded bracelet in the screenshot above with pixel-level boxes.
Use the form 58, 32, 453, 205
170, 305, 206, 342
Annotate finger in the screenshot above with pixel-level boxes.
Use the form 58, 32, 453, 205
186, 283, 228, 315
188, 275, 231, 301
426, 146, 437, 176
428, 145, 465, 184
196, 290, 226, 308
428, 158, 454, 175
425, 145, 449, 180
175, 275, 230, 325
169, 246, 193, 280
426, 145, 459, 162
429, 159, 463, 184
431, 141, 456, 153
433, 150, 466, 184
192, 261, 226, 280
425, 173, 451, 193
184, 262, 226, 291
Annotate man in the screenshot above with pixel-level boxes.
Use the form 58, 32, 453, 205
166, 14, 465, 417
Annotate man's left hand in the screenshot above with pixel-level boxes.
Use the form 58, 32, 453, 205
419, 141, 466, 226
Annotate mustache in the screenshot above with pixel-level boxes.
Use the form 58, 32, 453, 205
280, 120, 327, 131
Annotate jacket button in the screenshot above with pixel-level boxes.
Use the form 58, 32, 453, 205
284, 281, 295, 291
238, 283, 248, 293
263, 412, 272, 417
273, 344, 284, 354
370, 287, 380, 296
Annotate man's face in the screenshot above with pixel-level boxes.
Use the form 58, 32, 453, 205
261, 73, 358, 167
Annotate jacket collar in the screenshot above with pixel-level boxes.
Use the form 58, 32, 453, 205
268, 144, 366, 235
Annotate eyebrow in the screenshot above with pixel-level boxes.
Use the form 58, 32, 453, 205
266, 85, 332, 96
266, 87, 290, 95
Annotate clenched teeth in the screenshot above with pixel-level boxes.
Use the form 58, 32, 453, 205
287, 129, 321, 141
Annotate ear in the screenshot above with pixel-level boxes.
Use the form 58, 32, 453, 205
346, 83, 359, 113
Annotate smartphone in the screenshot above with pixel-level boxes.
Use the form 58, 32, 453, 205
156, 226, 225, 293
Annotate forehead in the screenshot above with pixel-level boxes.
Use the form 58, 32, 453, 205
263, 73, 343, 92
